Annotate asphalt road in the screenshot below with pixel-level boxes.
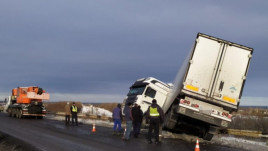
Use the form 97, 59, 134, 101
0, 113, 246, 151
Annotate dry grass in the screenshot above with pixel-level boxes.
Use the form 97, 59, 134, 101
44, 101, 83, 113
230, 116, 268, 134
235, 107, 268, 117
230, 107, 268, 134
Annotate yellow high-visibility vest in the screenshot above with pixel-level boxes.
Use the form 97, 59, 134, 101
149, 107, 159, 116
72, 105, 78, 112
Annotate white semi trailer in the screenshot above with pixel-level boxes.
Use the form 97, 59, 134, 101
124, 33, 253, 140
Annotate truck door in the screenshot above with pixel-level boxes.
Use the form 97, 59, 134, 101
211, 45, 252, 105
141, 86, 156, 112
141, 86, 166, 112
183, 36, 223, 97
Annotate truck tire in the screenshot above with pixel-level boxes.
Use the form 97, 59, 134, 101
17, 109, 22, 119
164, 106, 177, 130
11, 108, 16, 117
17, 109, 22, 118
203, 132, 213, 141
8, 108, 12, 117
16, 109, 19, 118
141, 117, 147, 129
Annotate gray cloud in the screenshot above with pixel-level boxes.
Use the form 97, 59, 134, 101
0, 1, 268, 104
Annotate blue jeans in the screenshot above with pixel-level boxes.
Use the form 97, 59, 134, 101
125, 121, 132, 139
113, 119, 122, 131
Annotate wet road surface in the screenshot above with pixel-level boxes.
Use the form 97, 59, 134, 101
0, 113, 246, 151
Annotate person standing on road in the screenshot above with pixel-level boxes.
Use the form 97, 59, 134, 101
65, 102, 71, 125
71, 102, 78, 126
112, 104, 123, 135
122, 102, 133, 140
132, 104, 143, 138
146, 99, 164, 144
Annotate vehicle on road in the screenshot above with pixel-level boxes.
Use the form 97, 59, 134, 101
123, 33, 254, 140
0, 102, 5, 112
7, 86, 50, 119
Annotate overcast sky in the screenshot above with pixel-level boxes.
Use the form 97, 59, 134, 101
0, 1, 267, 106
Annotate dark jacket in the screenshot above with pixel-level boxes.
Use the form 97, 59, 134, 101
132, 106, 143, 123
146, 103, 164, 123
123, 106, 133, 121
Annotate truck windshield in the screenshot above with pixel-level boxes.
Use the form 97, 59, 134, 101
127, 86, 146, 96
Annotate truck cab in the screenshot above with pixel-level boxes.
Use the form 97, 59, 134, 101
124, 77, 172, 114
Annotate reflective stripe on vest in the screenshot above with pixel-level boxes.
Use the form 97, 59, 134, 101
149, 106, 159, 116
72, 105, 77, 112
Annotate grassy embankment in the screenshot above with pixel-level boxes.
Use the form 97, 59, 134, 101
230, 107, 268, 134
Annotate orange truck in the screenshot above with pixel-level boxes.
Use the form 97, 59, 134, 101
7, 86, 50, 119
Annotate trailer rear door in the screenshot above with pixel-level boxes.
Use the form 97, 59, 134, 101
183, 33, 253, 107
183, 36, 223, 97
211, 45, 252, 105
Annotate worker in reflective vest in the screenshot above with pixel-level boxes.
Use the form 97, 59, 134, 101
146, 99, 164, 144
71, 102, 78, 126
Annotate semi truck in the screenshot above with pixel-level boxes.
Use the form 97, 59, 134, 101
123, 33, 253, 140
7, 86, 50, 119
